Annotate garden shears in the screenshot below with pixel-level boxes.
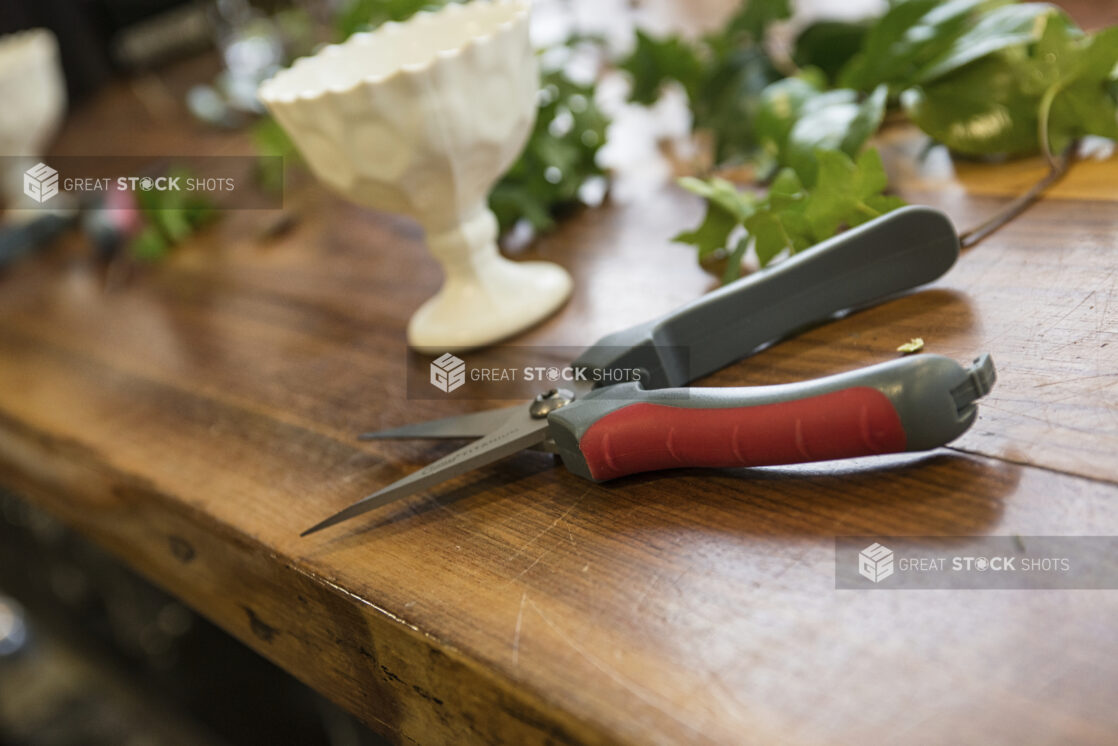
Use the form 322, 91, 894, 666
303, 206, 996, 536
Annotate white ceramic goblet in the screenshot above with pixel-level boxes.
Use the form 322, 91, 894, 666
258, 0, 572, 352
0, 29, 67, 218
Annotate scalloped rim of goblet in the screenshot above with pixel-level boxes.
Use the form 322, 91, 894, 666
258, 0, 530, 105
0, 28, 58, 73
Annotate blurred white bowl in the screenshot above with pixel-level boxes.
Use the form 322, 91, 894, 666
0, 28, 67, 212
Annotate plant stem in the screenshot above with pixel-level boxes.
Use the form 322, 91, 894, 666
855, 201, 880, 219
1036, 81, 1066, 168
959, 140, 1077, 249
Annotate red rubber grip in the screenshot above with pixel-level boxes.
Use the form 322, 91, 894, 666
578, 387, 907, 481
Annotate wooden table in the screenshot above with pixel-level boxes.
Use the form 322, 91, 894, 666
3, 28, 1118, 746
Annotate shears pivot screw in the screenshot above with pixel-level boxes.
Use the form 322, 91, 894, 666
530, 388, 575, 419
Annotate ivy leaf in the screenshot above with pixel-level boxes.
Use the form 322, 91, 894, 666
1047, 77, 1118, 147
672, 205, 739, 261
803, 148, 895, 238
128, 224, 171, 262
488, 181, 557, 234
901, 54, 1041, 156
1028, 17, 1118, 152
488, 68, 609, 233
673, 177, 756, 259
620, 30, 705, 105
841, 85, 890, 154
676, 149, 906, 281
744, 209, 791, 267
725, 0, 793, 43
793, 20, 872, 85
721, 236, 752, 284
784, 85, 887, 185
252, 116, 299, 194
836, 1, 1064, 95
617, 0, 788, 165
127, 168, 216, 261
694, 48, 782, 163
901, 11, 1118, 157
755, 71, 827, 158
860, 194, 909, 224
916, 2, 1053, 84
335, 0, 455, 40
766, 168, 808, 213
838, 0, 992, 93
677, 176, 757, 221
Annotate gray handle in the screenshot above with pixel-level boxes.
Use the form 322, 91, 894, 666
574, 206, 959, 389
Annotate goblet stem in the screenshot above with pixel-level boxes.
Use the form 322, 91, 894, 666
408, 203, 572, 353
424, 205, 508, 283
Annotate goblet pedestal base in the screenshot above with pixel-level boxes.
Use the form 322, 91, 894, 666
407, 207, 572, 352
407, 257, 571, 353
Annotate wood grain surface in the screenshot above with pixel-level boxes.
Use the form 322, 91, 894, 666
3, 7, 1118, 745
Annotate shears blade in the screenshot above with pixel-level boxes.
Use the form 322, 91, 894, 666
357, 403, 527, 441
303, 406, 549, 536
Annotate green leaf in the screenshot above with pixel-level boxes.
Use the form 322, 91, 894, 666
677, 149, 905, 277
619, 30, 705, 105
489, 181, 556, 233
251, 116, 299, 194
755, 72, 827, 156
901, 55, 1040, 156
839, 0, 995, 92
693, 47, 782, 164
726, 0, 793, 43
802, 149, 862, 239
1048, 76, 1118, 146
744, 210, 788, 266
784, 85, 887, 185
901, 15, 1118, 157
617, 1, 785, 165
801, 148, 905, 246
858, 194, 909, 225
127, 225, 170, 262
155, 208, 193, 244
841, 85, 889, 154
124, 166, 216, 262
721, 236, 752, 283
917, 3, 1054, 84
672, 203, 739, 260
1027, 17, 1118, 152
335, 0, 455, 40
767, 168, 806, 209
252, 115, 296, 157
677, 177, 756, 222
488, 68, 609, 234
835, 1, 1062, 94
854, 148, 891, 196
674, 177, 756, 259
793, 20, 872, 84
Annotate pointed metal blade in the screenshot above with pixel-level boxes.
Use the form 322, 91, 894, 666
303, 407, 549, 536
357, 403, 527, 440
